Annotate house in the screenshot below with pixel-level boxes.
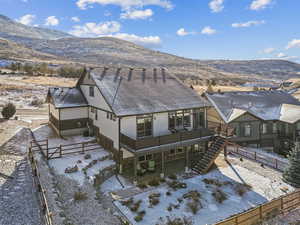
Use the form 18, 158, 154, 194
46, 67, 223, 180
206, 90, 300, 155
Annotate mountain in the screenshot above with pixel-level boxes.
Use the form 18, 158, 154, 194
0, 15, 72, 40
0, 14, 299, 84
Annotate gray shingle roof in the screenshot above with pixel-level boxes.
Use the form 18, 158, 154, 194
47, 87, 88, 108
206, 90, 300, 123
91, 67, 211, 116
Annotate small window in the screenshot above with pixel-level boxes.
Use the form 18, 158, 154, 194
137, 114, 153, 138
91, 107, 95, 113
89, 86, 94, 97
272, 122, 277, 133
262, 123, 268, 134
95, 109, 98, 120
138, 156, 145, 162
176, 147, 184, 154
244, 124, 251, 137
146, 154, 153, 160
183, 110, 191, 127
297, 122, 300, 130
107, 112, 110, 119
170, 149, 175, 155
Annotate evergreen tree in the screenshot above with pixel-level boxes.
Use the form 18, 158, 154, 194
1, 103, 16, 119
283, 142, 300, 188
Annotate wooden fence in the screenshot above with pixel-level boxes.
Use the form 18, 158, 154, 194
30, 139, 102, 160
226, 142, 288, 172
215, 190, 300, 225
28, 147, 53, 225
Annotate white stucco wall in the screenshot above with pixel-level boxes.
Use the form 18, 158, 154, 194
80, 85, 112, 112
121, 116, 137, 139
92, 108, 119, 150
49, 103, 59, 119
61, 128, 88, 136
153, 112, 170, 136
60, 107, 88, 120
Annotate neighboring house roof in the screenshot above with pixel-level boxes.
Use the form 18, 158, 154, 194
89, 67, 211, 116
206, 90, 300, 123
47, 87, 88, 108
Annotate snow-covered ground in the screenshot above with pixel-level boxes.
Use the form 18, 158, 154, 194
101, 175, 134, 194
49, 151, 115, 185
115, 164, 294, 225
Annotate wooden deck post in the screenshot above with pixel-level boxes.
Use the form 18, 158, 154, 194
134, 156, 137, 181
161, 151, 165, 178
82, 143, 85, 154
185, 147, 189, 172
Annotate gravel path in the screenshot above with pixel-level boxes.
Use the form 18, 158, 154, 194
0, 128, 42, 225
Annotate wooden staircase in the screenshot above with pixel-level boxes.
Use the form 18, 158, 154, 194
192, 136, 227, 174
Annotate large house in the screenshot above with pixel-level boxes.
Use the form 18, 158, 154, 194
47, 67, 224, 180
206, 90, 300, 155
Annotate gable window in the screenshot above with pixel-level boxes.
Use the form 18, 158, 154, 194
89, 86, 94, 97
262, 123, 268, 134
169, 110, 191, 130
243, 123, 251, 137
137, 114, 153, 138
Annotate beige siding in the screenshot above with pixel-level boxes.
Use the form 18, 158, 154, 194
60, 107, 88, 120
121, 116, 137, 139
81, 85, 112, 112
207, 107, 224, 123
49, 103, 59, 119
92, 109, 119, 150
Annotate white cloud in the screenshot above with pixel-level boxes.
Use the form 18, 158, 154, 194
262, 47, 275, 54
232, 20, 265, 28
176, 28, 196, 36
201, 26, 216, 35
250, 0, 273, 10
45, 16, 59, 26
209, 0, 224, 13
121, 9, 153, 20
286, 39, 300, 49
76, 0, 173, 10
104, 11, 112, 16
107, 33, 161, 48
21, 0, 28, 2
71, 17, 80, 22
277, 52, 286, 58
69, 21, 121, 37
16, 14, 36, 26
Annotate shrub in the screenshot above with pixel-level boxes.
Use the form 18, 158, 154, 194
149, 192, 160, 207
137, 182, 148, 189
203, 178, 223, 187
183, 190, 201, 202
159, 216, 193, 225
166, 191, 172, 196
168, 174, 177, 180
234, 183, 251, 196
134, 215, 143, 222
84, 154, 91, 159
130, 200, 142, 212
160, 178, 166, 183
74, 191, 88, 201
30, 98, 44, 107
121, 197, 133, 206
1, 103, 16, 119
212, 189, 227, 203
167, 205, 173, 211
148, 178, 160, 187
65, 165, 79, 173
186, 201, 201, 215
168, 181, 187, 190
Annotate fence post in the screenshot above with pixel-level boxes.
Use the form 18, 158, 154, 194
259, 205, 263, 220
82, 143, 85, 154
59, 145, 62, 158
46, 146, 49, 160
254, 152, 257, 160
275, 159, 278, 169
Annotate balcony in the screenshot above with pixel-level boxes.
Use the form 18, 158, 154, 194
121, 128, 214, 151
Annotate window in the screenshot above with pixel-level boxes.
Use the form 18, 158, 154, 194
193, 108, 205, 128
169, 149, 176, 155
137, 114, 153, 138
297, 122, 300, 130
146, 154, 153, 160
107, 112, 109, 119
183, 110, 191, 127
262, 123, 268, 134
91, 107, 95, 113
169, 110, 191, 130
176, 147, 184, 154
138, 156, 145, 162
89, 86, 94, 97
139, 154, 153, 162
95, 109, 98, 120
273, 122, 277, 134
244, 123, 251, 137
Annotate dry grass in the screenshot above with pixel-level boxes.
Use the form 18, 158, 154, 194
194, 85, 254, 95
73, 191, 88, 201
20, 76, 76, 87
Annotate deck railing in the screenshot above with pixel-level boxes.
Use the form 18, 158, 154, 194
120, 128, 213, 150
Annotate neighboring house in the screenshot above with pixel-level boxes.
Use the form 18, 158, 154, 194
47, 67, 218, 179
206, 90, 300, 155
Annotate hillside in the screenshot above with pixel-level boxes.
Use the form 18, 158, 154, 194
0, 15, 72, 40
0, 14, 299, 84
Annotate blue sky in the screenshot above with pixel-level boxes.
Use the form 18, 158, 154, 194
1, 0, 300, 62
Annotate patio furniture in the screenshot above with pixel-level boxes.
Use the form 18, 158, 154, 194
137, 163, 146, 176
148, 160, 155, 172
